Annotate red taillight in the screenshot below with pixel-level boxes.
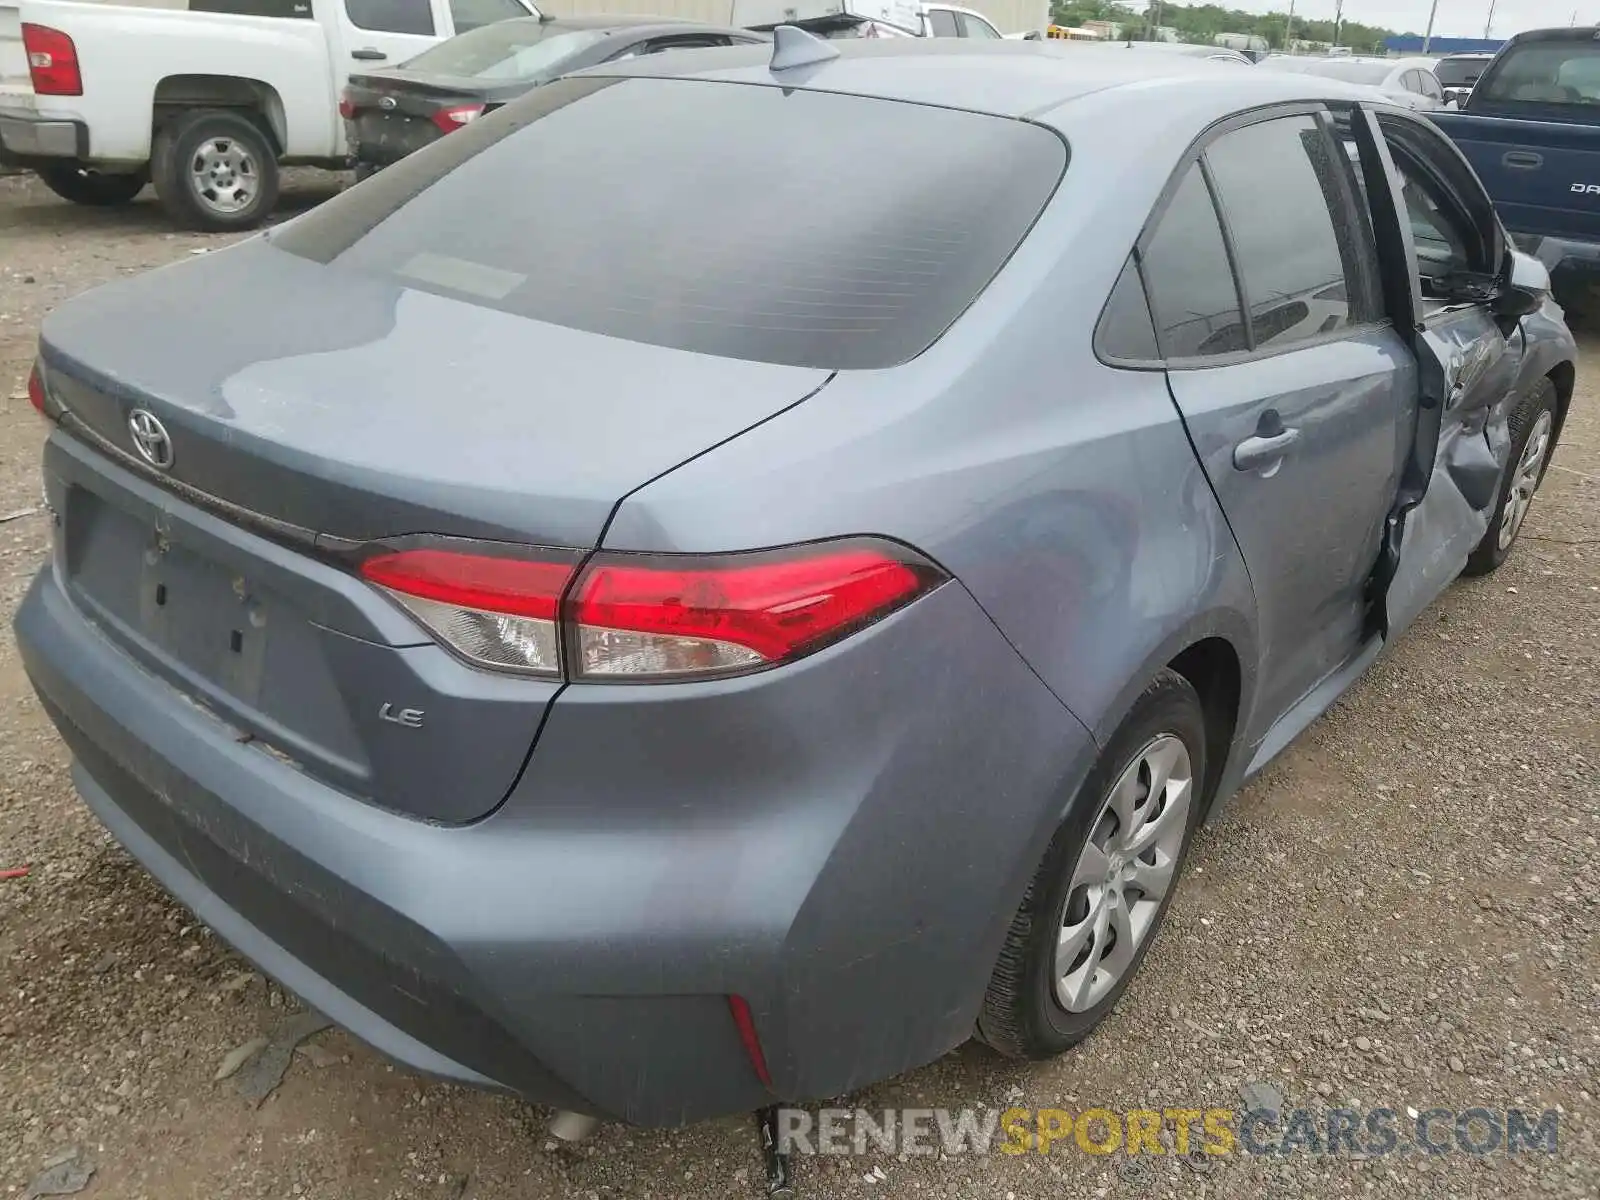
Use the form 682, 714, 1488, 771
360, 538, 944, 681
338, 89, 357, 120
430, 103, 484, 133
569, 542, 941, 679
26, 364, 48, 417
22, 24, 82, 97
726, 995, 773, 1089
359, 548, 578, 675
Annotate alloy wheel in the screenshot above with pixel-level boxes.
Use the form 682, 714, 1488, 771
1498, 410, 1553, 551
189, 137, 258, 215
1054, 734, 1192, 1013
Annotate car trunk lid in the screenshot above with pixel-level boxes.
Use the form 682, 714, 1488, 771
38, 237, 832, 823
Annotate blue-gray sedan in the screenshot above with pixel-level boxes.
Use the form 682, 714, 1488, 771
14, 35, 1578, 1127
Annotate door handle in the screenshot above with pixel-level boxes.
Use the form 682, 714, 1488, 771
351, 48, 388, 61
1233, 427, 1301, 472
1502, 150, 1542, 170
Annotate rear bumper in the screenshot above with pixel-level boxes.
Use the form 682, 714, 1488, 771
0, 108, 86, 163
16, 555, 1093, 1124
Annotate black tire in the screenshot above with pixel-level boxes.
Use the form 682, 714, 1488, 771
1463, 377, 1559, 577
353, 162, 380, 184
35, 162, 147, 207
976, 669, 1206, 1059
151, 109, 280, 233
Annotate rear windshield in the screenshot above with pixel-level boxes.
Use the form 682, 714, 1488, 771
398, 19, 613, 80
1434, 56, 1488, 87
1478, 39, 1600, 105
272, 77, 1067, 369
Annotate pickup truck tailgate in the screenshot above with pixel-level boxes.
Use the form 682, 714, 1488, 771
1443, 113, 1600, 241
0, 2, 33, 113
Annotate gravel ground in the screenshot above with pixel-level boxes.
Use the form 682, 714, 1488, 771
0, 171, 1596, 1200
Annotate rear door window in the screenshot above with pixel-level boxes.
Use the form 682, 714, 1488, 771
274, 78, 1067, 369
1203, 115, 1375, 350
926, 8, 960, 36
345, 0, 434, 35
1139, 163, 1248, 359
957, 12, 1002, 37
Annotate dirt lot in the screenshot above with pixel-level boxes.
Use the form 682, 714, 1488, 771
0, 171, 1596, 1200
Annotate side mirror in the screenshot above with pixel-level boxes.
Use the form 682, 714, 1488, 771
1492, 250, 1550, 320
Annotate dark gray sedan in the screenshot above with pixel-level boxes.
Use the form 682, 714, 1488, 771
16, 36, 1577, 1132
342, 16, 767, 173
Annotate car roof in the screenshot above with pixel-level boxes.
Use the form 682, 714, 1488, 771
572, 37, 1379, 120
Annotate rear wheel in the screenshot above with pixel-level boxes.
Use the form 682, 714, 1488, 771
1463, 377, 1559, 577
35, 162, 147, 207
152, 109, 280, 232
977, 670, 1205, 1058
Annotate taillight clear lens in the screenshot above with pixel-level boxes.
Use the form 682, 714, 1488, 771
359, 548, 577, 676
569, 540, 945, 681
431, 104, 485, 133
22, 24, 82, 96
359, 539, 945, 682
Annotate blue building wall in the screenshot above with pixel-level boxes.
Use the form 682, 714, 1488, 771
1383, 35, 1505, 55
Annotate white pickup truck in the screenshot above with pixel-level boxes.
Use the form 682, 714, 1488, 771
0, 0, 537, 229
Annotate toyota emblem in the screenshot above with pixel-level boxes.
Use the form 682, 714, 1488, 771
379, 96, 397, 111
127, 409, 174, 470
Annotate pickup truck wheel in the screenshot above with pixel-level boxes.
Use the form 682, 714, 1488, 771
35, 163, 148, 207
1463, 377, 1559, 577
152, 110, 280, 232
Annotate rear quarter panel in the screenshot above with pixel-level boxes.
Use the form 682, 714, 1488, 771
606, 83, 1264, 782
17, 0, 336, 160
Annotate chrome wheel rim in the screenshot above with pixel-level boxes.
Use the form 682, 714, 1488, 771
1055, 734, 1192, 1014
189, 137, 258, 214
1498, 410, 1553, 551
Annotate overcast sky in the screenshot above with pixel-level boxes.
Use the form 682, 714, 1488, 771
1217, 0, 1590, 38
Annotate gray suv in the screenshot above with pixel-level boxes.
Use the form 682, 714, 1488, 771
14, 39, 1576, 1126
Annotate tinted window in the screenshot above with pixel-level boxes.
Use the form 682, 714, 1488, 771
192, 0, 312, 17
275, 78, 1067, 370
345, 0, 433, 34
1391, 153, 1472, 286
449, 0, 525, 34
1096, 257, 1159, 361
1205, 116, 1369, 350
957, 12, 1002, 37
926, 8, 959, 36
1479, 38, 1600, 104
1140, 164, 1247, 358
402, 19, 610, 78
1434, 56, 1487, 87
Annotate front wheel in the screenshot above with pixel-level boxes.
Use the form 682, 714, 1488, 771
152, 109, 280, 232
1463, 377, 1559, 577
976, 670, 1206, 1059
35, 162, 148, 207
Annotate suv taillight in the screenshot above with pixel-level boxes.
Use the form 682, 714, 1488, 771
337, 89, 357, 120
22, 24, 82, 97
359, 539, 945, 681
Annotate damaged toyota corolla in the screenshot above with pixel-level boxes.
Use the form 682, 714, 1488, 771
14, 35, 1577, 1131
